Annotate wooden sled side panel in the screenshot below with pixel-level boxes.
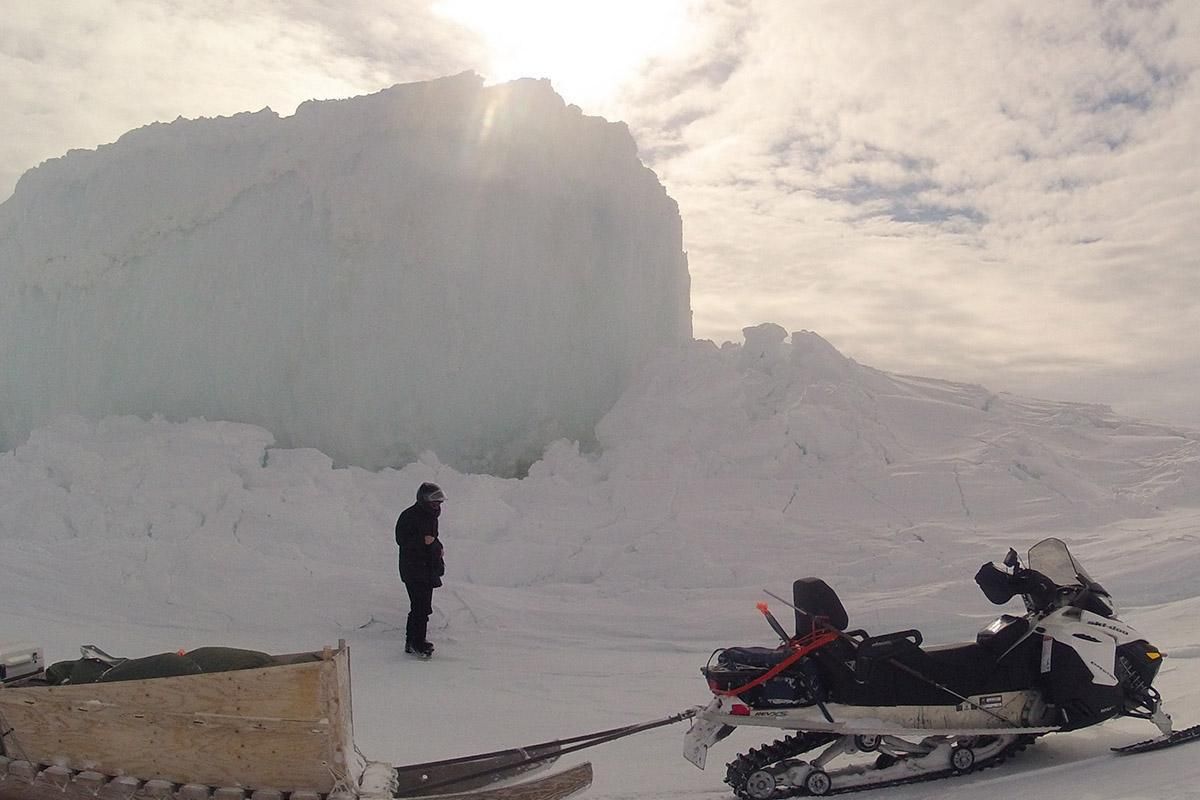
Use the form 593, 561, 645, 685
0, 646, 355, 793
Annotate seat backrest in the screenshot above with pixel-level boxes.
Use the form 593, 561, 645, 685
793, 577, 849, 635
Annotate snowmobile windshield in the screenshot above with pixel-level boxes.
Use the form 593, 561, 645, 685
1027, 537, 1115, 616
1027, 538, 1093, 588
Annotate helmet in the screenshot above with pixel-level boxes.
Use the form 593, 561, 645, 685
417, 482, 446, 503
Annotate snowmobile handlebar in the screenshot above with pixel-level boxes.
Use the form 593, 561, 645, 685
976, 559, 1114, 617
975, 561, 1059, 609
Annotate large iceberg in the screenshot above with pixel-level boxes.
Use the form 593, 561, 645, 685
0, 73, 691, 474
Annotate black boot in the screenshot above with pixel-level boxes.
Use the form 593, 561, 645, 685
405, 641, 431, 658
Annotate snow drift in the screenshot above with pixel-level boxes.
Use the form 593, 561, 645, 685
5, 325, 1199, 639
6, 327, 1200, 800
0, 73, 691, 475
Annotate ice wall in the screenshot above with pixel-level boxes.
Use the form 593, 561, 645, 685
0, 73, 691, 474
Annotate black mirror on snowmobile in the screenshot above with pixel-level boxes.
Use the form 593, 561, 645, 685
1003, 548, 1021, 570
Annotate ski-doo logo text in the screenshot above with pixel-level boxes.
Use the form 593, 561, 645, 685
1085, 620, 1131, 636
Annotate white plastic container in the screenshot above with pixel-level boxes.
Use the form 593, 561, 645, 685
0, 643, 44, 682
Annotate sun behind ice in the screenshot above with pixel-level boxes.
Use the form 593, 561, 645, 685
434, 0, 690, 114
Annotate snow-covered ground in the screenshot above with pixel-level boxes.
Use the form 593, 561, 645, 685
4, 330, 1200, 800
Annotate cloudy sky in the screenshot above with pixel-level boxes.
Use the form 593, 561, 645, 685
3, 0, 1199, 425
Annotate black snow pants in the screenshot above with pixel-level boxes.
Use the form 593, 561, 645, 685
405, 581, 435, 646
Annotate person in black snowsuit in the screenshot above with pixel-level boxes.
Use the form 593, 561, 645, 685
395, 482, 446, 656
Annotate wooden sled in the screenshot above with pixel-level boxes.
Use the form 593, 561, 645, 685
0, 642, 591, 800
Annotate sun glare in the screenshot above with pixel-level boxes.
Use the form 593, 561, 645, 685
434, 0, 690, 113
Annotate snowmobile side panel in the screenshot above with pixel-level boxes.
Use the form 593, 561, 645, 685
695, 692, 1058, 736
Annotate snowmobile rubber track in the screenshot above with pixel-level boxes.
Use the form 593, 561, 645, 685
725, 733, 1040, 797
1112, 723, 1200, 755
822, 734, 1039, 796
724, 733, 842, 798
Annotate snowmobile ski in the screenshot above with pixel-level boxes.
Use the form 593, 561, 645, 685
1112, 723, 1200, 755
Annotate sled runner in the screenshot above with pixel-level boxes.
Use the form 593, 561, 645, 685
0, 642, 591, 800
393, 742, 563, 796
683, 537, 1200, 796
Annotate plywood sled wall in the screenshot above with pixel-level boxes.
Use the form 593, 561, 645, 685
0, 646, 356, 793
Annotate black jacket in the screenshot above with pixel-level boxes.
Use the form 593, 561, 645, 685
395, 502, 445, 586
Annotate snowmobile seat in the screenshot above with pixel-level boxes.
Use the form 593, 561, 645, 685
851, 640, 985, 703
852, 630, 923, 679
848, 632, 1043, 706
793, 577, 849, 635
855, 629, 922, 657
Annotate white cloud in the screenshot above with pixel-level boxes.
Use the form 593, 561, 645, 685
620, 0, 1200, 423
0, 1, 482, 199
2, 0, 1198, 426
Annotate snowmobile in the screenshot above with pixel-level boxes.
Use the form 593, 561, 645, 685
683, 537, 1199, 796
